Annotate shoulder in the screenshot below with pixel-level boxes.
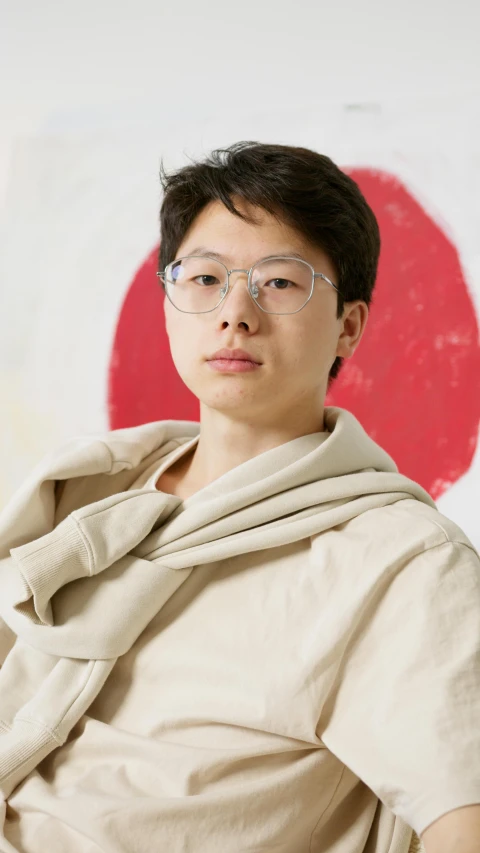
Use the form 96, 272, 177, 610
369, 498, 477, 553
309, 498, 479, 586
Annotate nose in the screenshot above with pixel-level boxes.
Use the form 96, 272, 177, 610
216, 268, 259, 322
223, 269, 257, 301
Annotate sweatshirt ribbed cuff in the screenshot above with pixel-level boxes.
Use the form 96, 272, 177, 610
9, 517, 91, 626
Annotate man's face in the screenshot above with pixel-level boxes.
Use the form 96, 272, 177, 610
163, 198, 362, 425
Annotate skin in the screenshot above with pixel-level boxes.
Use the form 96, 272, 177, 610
421, 805, 480, 853
162, 197, 369, 495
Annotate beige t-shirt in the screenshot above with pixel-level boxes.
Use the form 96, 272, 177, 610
4, 434, 480, 852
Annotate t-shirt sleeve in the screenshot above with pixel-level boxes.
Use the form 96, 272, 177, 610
319, 539, 480, 838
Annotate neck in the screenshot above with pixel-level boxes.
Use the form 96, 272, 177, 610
182, 403, 327, 492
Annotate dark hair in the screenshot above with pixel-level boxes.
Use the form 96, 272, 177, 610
159, 141, 380, 384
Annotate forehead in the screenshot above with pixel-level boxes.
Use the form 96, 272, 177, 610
177, 199, 314, 260
175, 199, 338, 281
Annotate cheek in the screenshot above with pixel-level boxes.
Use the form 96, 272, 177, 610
167, 318, 203, 370
291, 318, 335, 355
286, 320, 339, 381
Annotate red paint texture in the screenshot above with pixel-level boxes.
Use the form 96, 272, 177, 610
108, 170, 480, 499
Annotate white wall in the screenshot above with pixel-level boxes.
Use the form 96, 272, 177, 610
1, 0, 479, 215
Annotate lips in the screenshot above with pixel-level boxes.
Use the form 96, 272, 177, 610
209, 348, 261, 364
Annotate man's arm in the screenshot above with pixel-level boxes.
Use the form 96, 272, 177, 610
421, 804, 480, 853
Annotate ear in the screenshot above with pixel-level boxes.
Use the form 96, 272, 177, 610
335, 300, 369, 359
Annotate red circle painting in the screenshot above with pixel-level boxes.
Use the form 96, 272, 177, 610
108, 169, 480, 500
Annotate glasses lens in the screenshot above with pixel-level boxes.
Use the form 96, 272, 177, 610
251, 258, 313, 313
164, 257, 227, 312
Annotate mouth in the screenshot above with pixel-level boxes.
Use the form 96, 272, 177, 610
207, 357, 260, 364
207, 349, 262, 365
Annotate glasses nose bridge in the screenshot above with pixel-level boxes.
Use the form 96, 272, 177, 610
228, 266, 250, 276
225, 266, 252, 291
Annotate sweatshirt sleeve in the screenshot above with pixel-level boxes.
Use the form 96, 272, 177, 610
0, 435, 127, 629
319, 539, 480, 838
2, 488, 172, 628
0, 616, 15, 666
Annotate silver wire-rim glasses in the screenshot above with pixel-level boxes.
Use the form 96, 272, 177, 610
156, 255, 341, 315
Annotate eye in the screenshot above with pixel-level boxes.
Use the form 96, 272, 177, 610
193, 274, 220, 286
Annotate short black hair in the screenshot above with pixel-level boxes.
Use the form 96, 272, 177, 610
159, 141, 380, 384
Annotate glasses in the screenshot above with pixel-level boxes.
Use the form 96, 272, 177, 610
156, 255, 341, 315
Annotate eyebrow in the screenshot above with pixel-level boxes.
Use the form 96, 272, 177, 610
183, 246, 308, 264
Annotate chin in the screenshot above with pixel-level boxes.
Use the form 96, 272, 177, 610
202, 391, 265, 414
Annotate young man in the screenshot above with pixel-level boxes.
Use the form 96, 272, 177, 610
0, 142, 479, 853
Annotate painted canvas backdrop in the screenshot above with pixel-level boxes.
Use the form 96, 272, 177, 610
1, 96, 479, 546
